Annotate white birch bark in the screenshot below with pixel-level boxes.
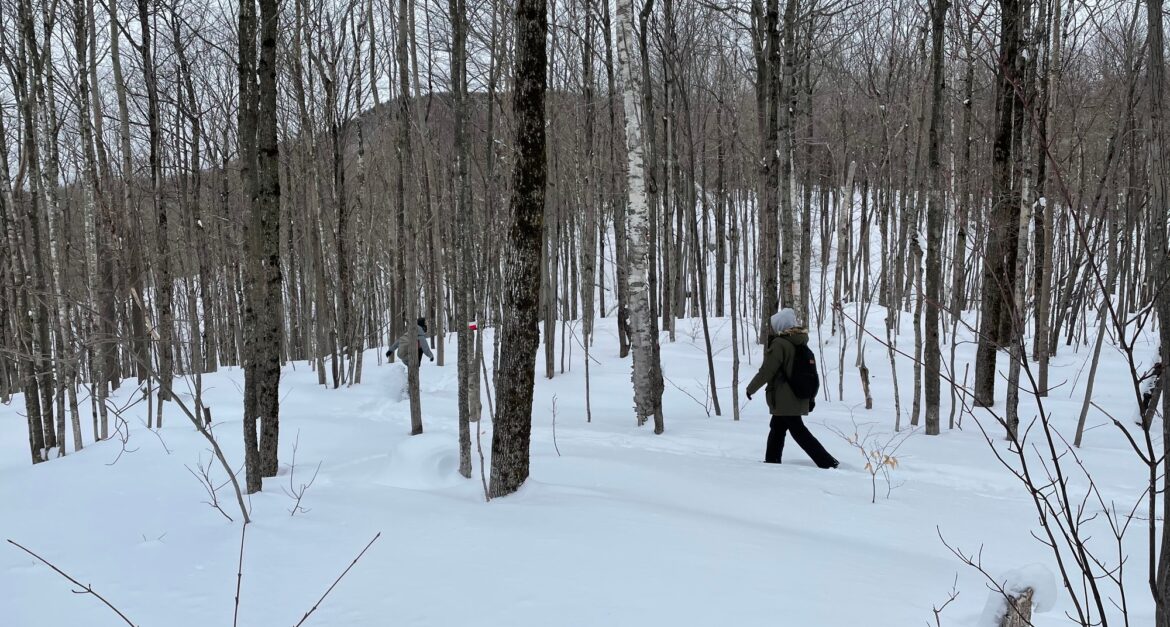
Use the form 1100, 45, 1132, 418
1006, 146, 1033, 441
615, 0, 664, 433
34, 41, 83, 454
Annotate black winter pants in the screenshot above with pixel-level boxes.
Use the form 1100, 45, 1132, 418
766, 415, 838, 468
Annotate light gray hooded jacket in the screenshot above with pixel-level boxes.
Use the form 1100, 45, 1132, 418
387, 325, 434, 361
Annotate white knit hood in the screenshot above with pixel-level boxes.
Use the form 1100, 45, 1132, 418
770, 308, 799, 334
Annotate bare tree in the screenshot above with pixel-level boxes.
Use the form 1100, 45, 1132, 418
397, 0, 424, 436
488, 0, 548, 498
450, 0, 473, 477
923, 0, 947, 435
974, 0, 1028, 408
239, 0, 282, 492
1146, 0, 1170, 622
617, 0, 665, 434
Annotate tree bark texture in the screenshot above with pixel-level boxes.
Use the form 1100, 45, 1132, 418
488, 0, 547, 498
923, 0, 947, 435
617, 0, 665, 433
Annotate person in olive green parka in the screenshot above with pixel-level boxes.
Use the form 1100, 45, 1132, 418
746, 308, 838, 468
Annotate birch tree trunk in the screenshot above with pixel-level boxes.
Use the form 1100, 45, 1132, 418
1006, 139, 1033, 441
952, 20, 975, 315
617, 0, 665, 433
0, 70, 45, 462
33, 5, 81, 454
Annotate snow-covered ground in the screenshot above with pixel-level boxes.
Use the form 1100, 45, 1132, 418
0, 310, 1160, 626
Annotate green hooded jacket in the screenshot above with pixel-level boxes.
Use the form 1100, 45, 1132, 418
746, 330, 811, 416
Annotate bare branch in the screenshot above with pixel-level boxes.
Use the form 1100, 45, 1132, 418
6, 539, 138, 626
293, 532, 382, 627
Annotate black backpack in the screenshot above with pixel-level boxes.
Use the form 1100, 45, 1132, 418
783, 340, 820, 402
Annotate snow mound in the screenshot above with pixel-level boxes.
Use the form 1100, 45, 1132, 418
979, 563, 1057, 625
375, 434, 461, 490
383, 363, 408, 402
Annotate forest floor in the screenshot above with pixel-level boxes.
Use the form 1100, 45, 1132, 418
0, 310, 1160, 626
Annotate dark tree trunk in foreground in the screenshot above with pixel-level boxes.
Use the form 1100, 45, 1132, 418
398, 0, 424, 435
1147, 0, 1170, 622
240, 0, 282, 492
923, 0, 947, 435
450, 0, 473, 477
974, 0, 1024, 407
488, 0, 547, 498
755, 0, 780, 338
255, 0, 283, 477
238, 0, 261, 494
136, 0, 173, 424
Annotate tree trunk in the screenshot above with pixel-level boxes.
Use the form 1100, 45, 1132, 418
999, 588, 1034, 627
16, 0, 58, 454
239, 0, 280, 488
974, 0, 1025, 407
1035, 0, 1063, 396
488, 0, 547, 498
601, 0, 630, 357
777, 0, 798, 309
755, 0, 780, 338
952, 20, 975, 315
617, 0, 665, 433
0, 71, 44, 462
581, 0, 597, 422
923, 0, 948, 435
136, 0, 174, 421
1146, 0, 1170, 622
450, 0, 473, 477
398, 0, 424, 435
255, 0, 283, 477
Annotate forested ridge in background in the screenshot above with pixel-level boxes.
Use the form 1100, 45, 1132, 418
1, 0, 1168, 498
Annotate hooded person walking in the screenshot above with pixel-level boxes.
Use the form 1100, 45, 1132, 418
745, 308, 838, 468
387, 318, 435, 364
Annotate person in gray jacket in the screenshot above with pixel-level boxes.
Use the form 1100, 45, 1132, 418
387, 318, 435, 363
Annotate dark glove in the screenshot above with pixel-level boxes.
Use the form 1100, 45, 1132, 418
746, 391, 753, 401
430, 356, 435, 362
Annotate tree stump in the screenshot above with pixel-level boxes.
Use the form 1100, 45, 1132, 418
999, 587, 1034, 627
